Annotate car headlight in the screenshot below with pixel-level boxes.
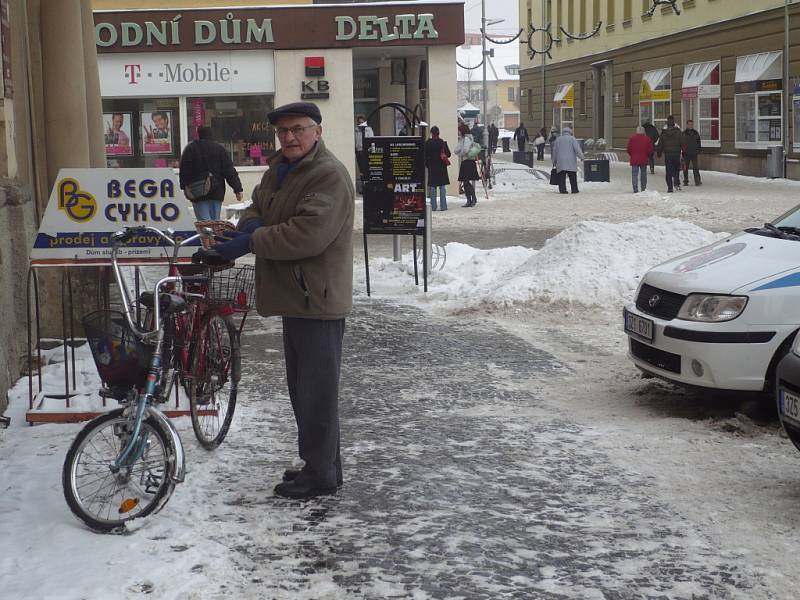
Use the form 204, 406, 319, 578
677, 294, 748, 322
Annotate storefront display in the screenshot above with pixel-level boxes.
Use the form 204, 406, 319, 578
553, 83, 574, 132
681, 60, 720, 147
639, 68, 671, 130
734, 51, 783, 149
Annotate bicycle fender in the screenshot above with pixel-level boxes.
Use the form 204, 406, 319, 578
146, 407, 186, 484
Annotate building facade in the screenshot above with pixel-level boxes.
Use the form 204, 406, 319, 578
93, 0, 465, 196
519, 0, 800, 177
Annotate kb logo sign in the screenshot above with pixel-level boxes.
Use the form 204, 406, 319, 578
301, 56, 330, 100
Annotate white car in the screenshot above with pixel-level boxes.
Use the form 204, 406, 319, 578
623, 209, 800, 392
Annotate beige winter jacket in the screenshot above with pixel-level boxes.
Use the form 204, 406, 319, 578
239, 140, 355, 319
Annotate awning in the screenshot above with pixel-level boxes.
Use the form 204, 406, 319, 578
683, 61, 718, 89
735, 51, 782, 83
640, 68, 671, 101
553, 83, 574, 107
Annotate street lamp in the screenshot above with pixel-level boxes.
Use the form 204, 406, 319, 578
481, 6, 505, 150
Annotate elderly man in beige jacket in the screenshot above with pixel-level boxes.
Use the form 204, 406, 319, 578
237, 101, 354, 500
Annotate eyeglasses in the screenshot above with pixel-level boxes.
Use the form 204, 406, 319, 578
275, 124, 317, 138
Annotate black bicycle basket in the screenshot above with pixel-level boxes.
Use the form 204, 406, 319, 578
207, 264, 256, 309
82, 310, 151, 390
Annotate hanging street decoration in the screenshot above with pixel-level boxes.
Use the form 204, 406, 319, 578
646, 0, 681, 17
559, 20, 603, 41
522, 23, 559, 60
456, 58, 484, 70
482, 28, 523, 45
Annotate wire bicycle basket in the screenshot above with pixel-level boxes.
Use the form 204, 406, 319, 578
207, 264, 256, 309
82, 310, 151, 391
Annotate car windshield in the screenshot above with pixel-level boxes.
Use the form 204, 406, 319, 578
746, 203, 800, 240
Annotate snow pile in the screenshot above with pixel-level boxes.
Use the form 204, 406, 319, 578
365, 216, 726, 310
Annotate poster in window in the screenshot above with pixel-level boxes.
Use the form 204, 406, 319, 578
103, 112, 133, 157
141, 110, 173, 154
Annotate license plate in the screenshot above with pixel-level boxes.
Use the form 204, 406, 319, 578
779, 388, 800, 427
624, 309, 654, 342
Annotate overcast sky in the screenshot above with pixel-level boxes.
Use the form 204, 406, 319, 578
462, 0, 520, 35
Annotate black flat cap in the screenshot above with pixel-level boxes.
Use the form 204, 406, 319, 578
267, 101, 322, 125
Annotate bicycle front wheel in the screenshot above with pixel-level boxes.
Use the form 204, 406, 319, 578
188, 312, 240, 449
62, 408, 175, 532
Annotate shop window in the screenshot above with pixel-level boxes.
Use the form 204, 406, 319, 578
734, 51, 783, 149
103, 98, 181, 168
639, 68, 671, 130
186, 96, 275, 167
553, 83, 574, 131
681, 61, 720, 147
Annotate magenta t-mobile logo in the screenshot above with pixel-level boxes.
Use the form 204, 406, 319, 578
124, 64, 142, 85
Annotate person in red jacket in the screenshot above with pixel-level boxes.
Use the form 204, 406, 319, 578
626, 126, 655, 193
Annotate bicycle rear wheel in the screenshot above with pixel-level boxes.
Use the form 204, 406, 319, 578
62, 408, 175, 532
188, 312, 240, 449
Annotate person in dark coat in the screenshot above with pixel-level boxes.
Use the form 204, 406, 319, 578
513, 122, 529, 152
455, 123, 479, 207
488, 122, 499, 154
179, 125, 243, 220
642, 121, 660, 174
655, 115, 684, 192
536, 127, 548, 161
424, 125, 451, 211
471, 120, 484, 147
682, 119, 702, 186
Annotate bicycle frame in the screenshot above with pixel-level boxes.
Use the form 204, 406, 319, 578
107, 226, 206, 482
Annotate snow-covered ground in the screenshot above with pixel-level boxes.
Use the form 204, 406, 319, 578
3, 159, 800, 598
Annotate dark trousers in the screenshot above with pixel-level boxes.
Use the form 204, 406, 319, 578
665, 155, 681, 191
462, 180, 477, 205
282, 317, 345, 488
648, 152, 655, 174
557, 170, 578, 193
683, 154, 701, 184
536, 144, 545, 161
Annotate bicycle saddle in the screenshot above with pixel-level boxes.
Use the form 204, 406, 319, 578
138, 292, 187, 315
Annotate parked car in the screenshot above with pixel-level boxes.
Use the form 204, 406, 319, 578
623, 204, 800, 392
776, 350, 800, 451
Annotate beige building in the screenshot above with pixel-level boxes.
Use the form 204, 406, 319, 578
519, 0, 800, 177
93, 0, 465, 196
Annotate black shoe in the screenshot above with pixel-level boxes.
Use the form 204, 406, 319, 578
695, 181, 702, 186
440, 207, 448, 211
283, 468, 343, 487
274, 480, 337, 499
667, 189, 674, 193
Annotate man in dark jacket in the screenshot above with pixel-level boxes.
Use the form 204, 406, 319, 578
655, 115, 683, 192
682, 119, 702, 186
488, 122, 499, 154
642, 121, 660, 174
179, 126, 243, 220
513, 122, 529, 152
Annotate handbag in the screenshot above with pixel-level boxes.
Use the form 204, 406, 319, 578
183, 141, 213, 201
549, 168, 559, 185
439, 145, 451, 166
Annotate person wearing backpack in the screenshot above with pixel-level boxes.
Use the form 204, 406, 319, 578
179, 125, 244, 221
424, 125, 451, 211
455, 123, 479, 207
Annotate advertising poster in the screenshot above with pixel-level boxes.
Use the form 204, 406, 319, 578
30, 168, 199, 265
363, 137, 425, 235
103, 112, 133, 157
141, 109, 173, 154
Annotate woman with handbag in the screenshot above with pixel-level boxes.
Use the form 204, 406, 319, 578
455, 123, 479, 208
179, 126, 244, 221
423, 125, 451, 211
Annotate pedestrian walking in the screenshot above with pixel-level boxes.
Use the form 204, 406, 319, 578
682, 119, 702, 186
488, 122, 499, 154
455, 123, 479, 207
215, 101, 354, 499
535, 127, 548, 161
642, 120, 660, 174
179, 125, 243, 221
424, 125, 451, 211
551, 126, 583, 194
626, 126, 655, 193
513, 122, 529, 152
655, 115, 683, 192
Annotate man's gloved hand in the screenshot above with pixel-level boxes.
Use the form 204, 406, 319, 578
238, 218, 262, 235
191, 247, 233, 266
213, 233, 252, 261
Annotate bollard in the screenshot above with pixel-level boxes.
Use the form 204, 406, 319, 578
392, 235, 402, 262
